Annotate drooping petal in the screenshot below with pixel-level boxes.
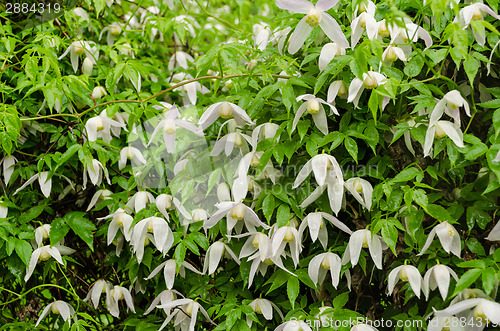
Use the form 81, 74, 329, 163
405, 266, 422, 298
308, 253, 324, 286
387, 266, 403, 296
275, 0, 314, 14
312, 106, 329, 135
438, 121, 464, 148
418, 227, 437, 256
288, 17, 314, 54
319, 13, 349, 49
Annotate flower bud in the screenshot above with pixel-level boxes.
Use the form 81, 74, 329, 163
82, 57, 94, 75
110, 24, 121, 36
384, 46, 398, 62
92, 86, 107, 100
247, 59, 258, 71
363, 72, 379, 89
38, 247, 51, 262
378, 20, 390, 37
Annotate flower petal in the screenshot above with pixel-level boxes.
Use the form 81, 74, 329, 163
319, 13, 349, 49
288, 17, 314, 54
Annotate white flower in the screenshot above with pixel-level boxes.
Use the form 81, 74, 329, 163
327, 80, 348, 103
423, 120, 465, 157
107, 285, 136, 317
168, 51, 195, 71
99, 208, 134, 244
126, 190, 155, 213
148, 106, 204, 153
35, 300, 75, 327
308, 252, 342, 288
387, 264, 423, 298
271, 26, 292, 55
131, 216, 174, 263
298, 212, 352, 249
381, 45, 407, 64
14, 171, 52, 198
84, 279, 113, 309
432, 90, 470, 128
423, 265, 459, 300
203, 241, 240, 275
145, 259, 202, 290
319, 42, 346, 71
118, 147, 147, 170
210, 131, 251, 156
342, 229, 383, 269
34, 224, 51, 247
82, 56, 94, 75
248, 298, 284, 326
294, 153, 344, 188
417, 221, 461, 257
156, 193, 190, 221
350, 8, 378, 47
85, 111, 125, 143
486, 220, 500, 241
25, 244, 76, 282
199, 101, 255, 130
58, 40, 98, 73
276, 0, 349, 54
275, 320, 313, 331
0, 155, 17, 185
0, 201, 7, 218
237, 232, 271, 262
83, 159, 110, 189
86, 189, 113, 211
157, 299, 214, 331
170, 73, 209, 106
344, 177, 373, 210
271, 225, 302, 267
253, 23, 272, 51
91, 86, 107, 100
351, 324, 378, 331
348, 71, 387, 109
292, 94, 338, 135
144, 289, 182, 315
457, 4, 500, 46
434, 298, 500, 327
99, 22, 124, 46
204, 201, 270, 234
388, 18, 432, 56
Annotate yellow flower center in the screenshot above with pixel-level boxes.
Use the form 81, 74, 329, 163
74, 44, 85, 54
320, 255, 330, 269
126, 147, 135, 159
185, 302, 194, 316
42, 227, 50, 240
385, 46, 398, 62
230, 203, 245, 220
254, 301, 262, 314
163, 119, 176, 134
51, 304, 60, 314
359, 13, 367, 29
472, 6, 483, 20
378, 21, 390, 37
362, 233, 369, 248
263, 258, 274, 265
96, 118, 105, 131
363, 73, 378, 89
144, 236, 150, 246
110, 25, 121, 36
473, 303, 488, 323
434, 123, 447, 139
338, 81, 348, 96
353, 178, 363, 193
448, 102, 459, 109
447, 223, 456, 237
307, 99, 320, 115
112, 287, 124, 300
38, 248, 51, 262
400, 267, 408, 281
116, 213, 125, 227
250, 153, 261, 167
192, 209, 204, 222
305, 8, 322, 27
252, 235, 260, 248
147, 219, 155, 233
283, 228, 295, 242
247, 177, 255, 191
218, 102, 233, 119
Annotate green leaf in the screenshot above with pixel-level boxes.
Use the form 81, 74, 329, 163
64, 211, 96, 251
282, 82, 294, 111
332, 292, 349, 309
404, 55, 425, 78
453, 268, 482, 295
190, 232, 209, 250
466, 206, 491, 231
174, 242, 186, 270
226, 309, 241, 330
276, 204, 290, 227
482, 267, 496, 295
478, 99, 500, 108
368, 91, 379, 122
19, 205, 45, 224
413, 189, 428, 207
14, 239, 32, 267
265, 269, 290, 293
464, 55, 480, 85
262, 194, 275, 222
50, 218, 70, 246
466, 238, 485, 256
344, 137, 358, 163
287, 276, 300, 308
391, 167, 421, 183
425, 204, 453, 222
94, 0, 105, 16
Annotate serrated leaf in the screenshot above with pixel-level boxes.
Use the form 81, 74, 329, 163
64, 211, 96, 251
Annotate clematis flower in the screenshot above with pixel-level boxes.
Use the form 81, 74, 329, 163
253, 23, 272, 51
271, 26, 292, 55
318, 42, 346, 71
275, 0, 349, 54
387, 264, 423, 298
168, 51, 195, 71
327, 80, 348, 103
423, 264, 459, 300
85, 111, 125, 143
342, 229, 383, 269
33, 224, 52, 247
271, 225, 302, 267
14, 171, 52, 198
247, 298, 284, 327
298, 212, 352, 249
210, 131, 251, 156
204, 201, 270, 234
107, 285, 136, 317
199, 101, 255, 130
456, 3, 500, 46
308, 252, 342, 288
170, 73, 209, 106
35, 300, 76, 327
0, 201, 6, 218
237, 232, 271, 262
126, 190, 155, 213
350, 6, 378, 47
417, 221, 461, 257
387, 18, 432, 56
431, 90, 470, 128
131, 216, 174, 263
156, 193, 190, 221
348, 71, 387, 109
157, 299, 214, 331
292, 94, 338, 135
145, 259, 202, 290
486, 219, 500, 241
433, 298, 500, 327
100, 22, 124, 45
58, 40, 98, 73
84, 279, 113, 309
0, 155, 17, 185
25, 244, 76, 282
118, 147, 147, 170
423, 120, 465, 157
293, 153, 344, 188
83, 159, 110, 189
144, 289, 182, 315
86, 189, 113, 211
381, 45, 407, 65
100, 208, 134, 244
203, 241, 240, 275
344, 177, 373, 210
